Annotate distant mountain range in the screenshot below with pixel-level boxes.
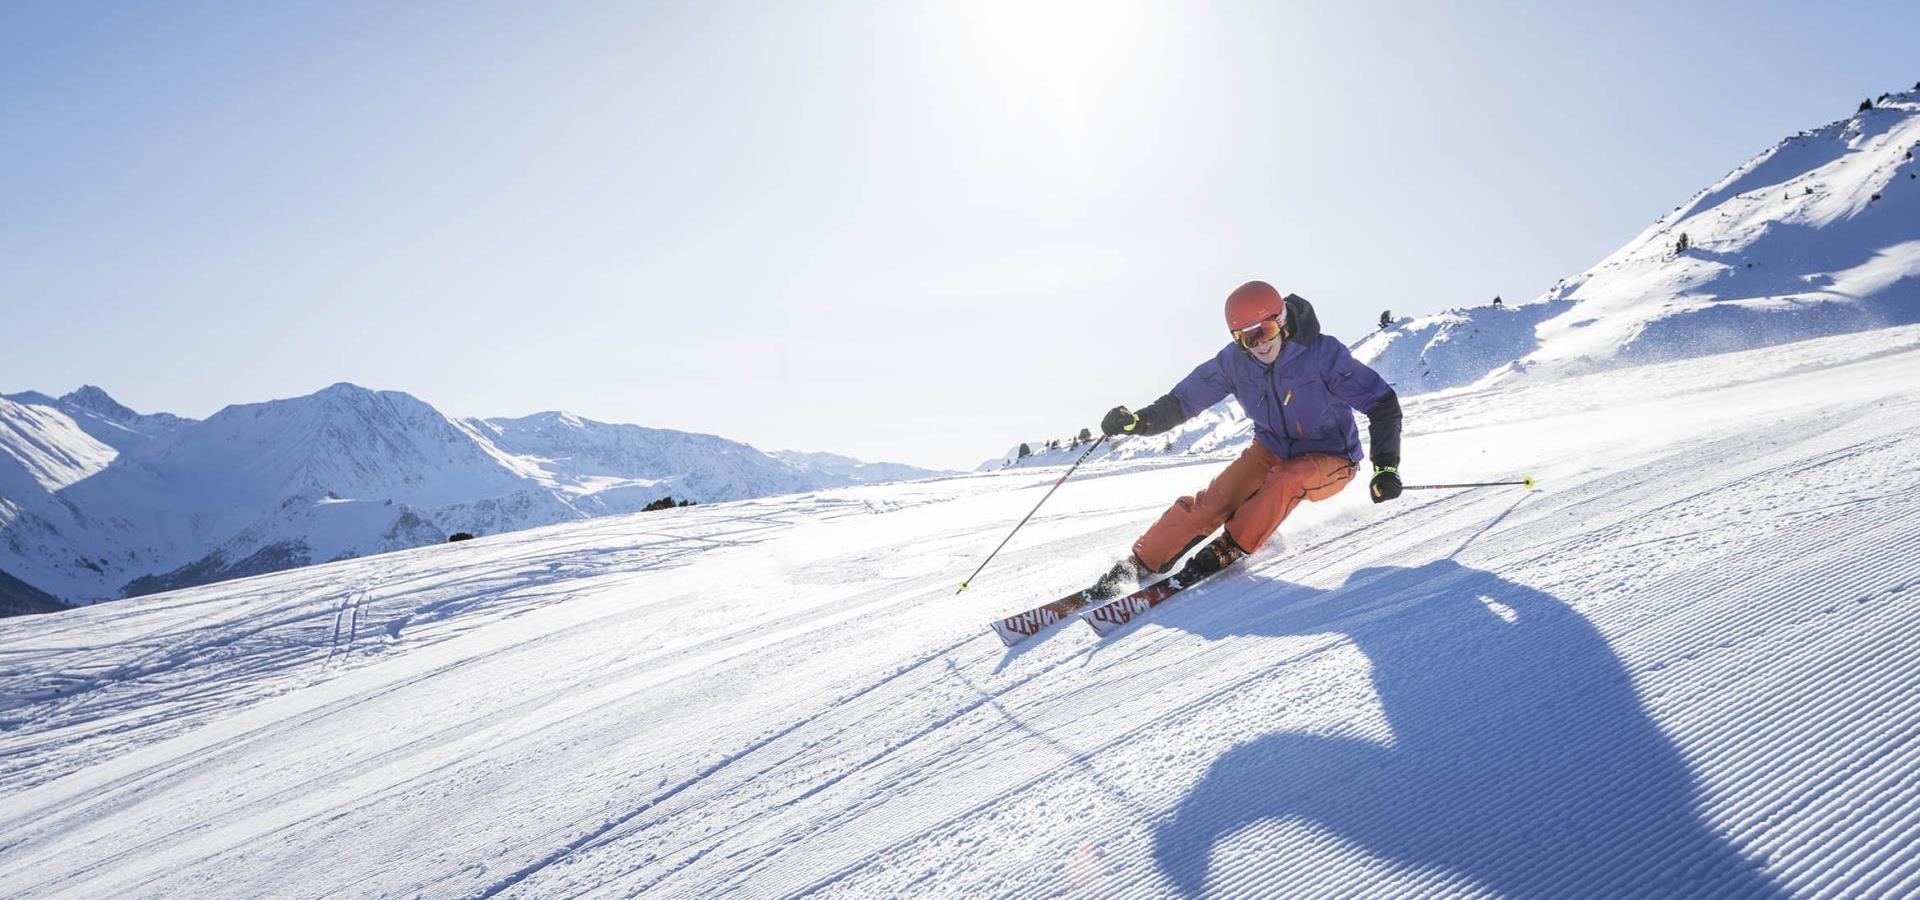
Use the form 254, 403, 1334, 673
991, 84, 1920, 470
0, 384, 948, 610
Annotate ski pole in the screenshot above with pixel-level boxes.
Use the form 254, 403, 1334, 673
957, 434, 1110, 594
1402, 476, 1536, 491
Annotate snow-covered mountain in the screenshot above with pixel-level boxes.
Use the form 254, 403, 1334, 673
1355, 86, 1920, 392
0, 384, 948, 609
4, 324, 1917, 896
4, 385, 193, 457
771, 449, 946, 486
471, 411, 832, 513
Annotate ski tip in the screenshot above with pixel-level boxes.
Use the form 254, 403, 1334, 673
1079, 610, 1120, 638
989, 620, 1030, 648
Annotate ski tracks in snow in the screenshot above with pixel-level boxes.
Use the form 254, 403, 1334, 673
0, 495, 936, 897
539, 339, 1920, 897
321, 589, 369, 670
456, 633, 979, 899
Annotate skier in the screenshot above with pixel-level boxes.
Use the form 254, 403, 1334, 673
1090, 280, 1403, 597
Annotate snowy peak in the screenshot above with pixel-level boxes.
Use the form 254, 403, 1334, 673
1356, 86, 1920, 393
165, 383, 527, 511
2, 385, 191, 454
58, 385, 139, 423
1693, 87, 1919, 224
1529, 88, 1920, 370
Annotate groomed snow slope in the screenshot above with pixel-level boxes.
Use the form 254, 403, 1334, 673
3, 326, 1919, 898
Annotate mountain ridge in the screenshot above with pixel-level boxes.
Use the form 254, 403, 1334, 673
0, 383, 949, 609
1354, 86, 1920, 393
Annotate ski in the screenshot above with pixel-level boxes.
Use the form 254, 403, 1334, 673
1080, 566, 1227, 637
990, 585, 1110, 647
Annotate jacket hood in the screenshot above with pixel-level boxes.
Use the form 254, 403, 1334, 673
1283, 293, 1323, 344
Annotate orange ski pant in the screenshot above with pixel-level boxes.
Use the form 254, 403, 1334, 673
1132, 442, 1357, 573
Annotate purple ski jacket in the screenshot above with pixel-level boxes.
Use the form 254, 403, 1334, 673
1142, 294, 1401, 467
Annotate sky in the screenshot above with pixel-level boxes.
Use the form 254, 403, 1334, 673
2, 1, 1916, 470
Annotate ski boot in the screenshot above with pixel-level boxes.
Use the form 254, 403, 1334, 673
1174, 534, 1247, 583
1087, 554, 1148, 601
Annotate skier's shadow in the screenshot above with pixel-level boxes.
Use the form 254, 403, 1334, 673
1150, 559, 1782, 897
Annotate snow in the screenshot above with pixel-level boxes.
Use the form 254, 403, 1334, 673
0, 396, 118, 494
4, 324, 1917, 897
772, 450, 947, 486
1356, 89, 1920, 394
0, 386, 949, 606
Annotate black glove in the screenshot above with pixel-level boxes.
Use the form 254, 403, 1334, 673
1101, 406, 1141, 436
1370, 466, 1403, 504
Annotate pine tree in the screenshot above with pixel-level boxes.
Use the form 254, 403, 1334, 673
1859, 98, 1873, 112
1018, 442, 1032, 459
1379, 310, 1392, 330
1078, 427, 1093, 444
1675, 232, 1690, 253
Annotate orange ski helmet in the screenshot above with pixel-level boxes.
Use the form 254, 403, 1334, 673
1224, 280, 1287, 345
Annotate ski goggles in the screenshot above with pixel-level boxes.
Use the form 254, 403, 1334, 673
1232, 316, 1284, 350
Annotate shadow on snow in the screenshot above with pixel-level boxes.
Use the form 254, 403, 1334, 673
1149, 559, 1782, 898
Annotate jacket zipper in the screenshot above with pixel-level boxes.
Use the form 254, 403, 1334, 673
1269, 363, 1293, 457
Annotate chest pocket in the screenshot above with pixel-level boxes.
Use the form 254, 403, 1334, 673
1276, 376, 1337, 440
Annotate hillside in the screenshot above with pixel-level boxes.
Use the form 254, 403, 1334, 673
1355, 87, 1920, 392
3, 325, 1916, 896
